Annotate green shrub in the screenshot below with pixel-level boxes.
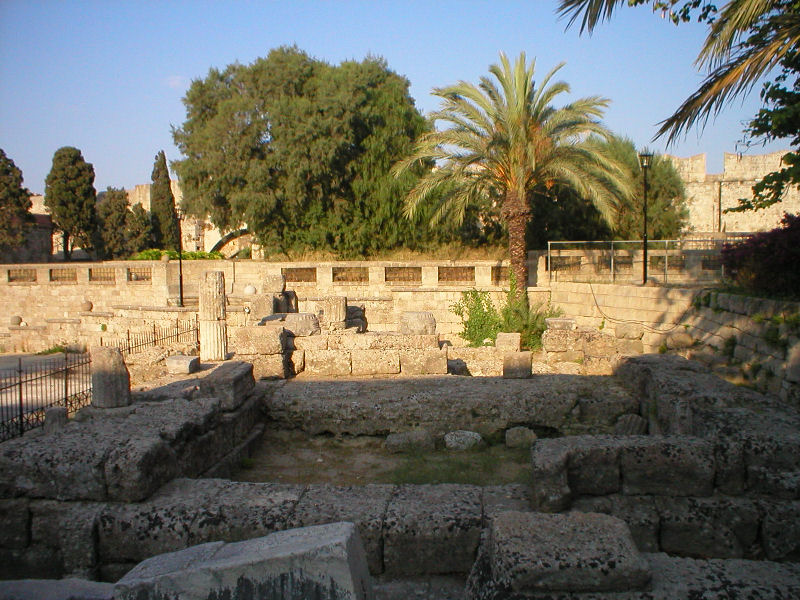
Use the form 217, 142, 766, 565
451, 275, 562, 349
451, 291, 502, 347
36, 345, 68, 355
131, 249, 223, 260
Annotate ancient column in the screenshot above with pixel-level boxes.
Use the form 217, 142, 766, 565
324, 296, 347, 330
200, 271, 228, 361
90, 346, 131, 408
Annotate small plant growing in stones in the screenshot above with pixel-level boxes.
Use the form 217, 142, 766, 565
658, 343, 668, 354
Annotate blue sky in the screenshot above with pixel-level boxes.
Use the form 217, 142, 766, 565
0, 0, 788, 194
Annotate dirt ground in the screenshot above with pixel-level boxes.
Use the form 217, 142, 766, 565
231, 428, 531, 486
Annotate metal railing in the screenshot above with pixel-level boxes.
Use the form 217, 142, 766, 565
0, 353, 92, 442
102, 318, 199, 356
546, 237, 747, 285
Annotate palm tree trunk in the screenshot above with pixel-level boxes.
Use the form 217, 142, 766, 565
506, 210, 530, 300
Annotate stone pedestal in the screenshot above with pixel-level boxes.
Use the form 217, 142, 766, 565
199, 271, 227, 362
90, 346, 131, 408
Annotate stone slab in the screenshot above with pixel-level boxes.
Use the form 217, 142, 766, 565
293, 483, 395, 575
0, 578, 113, 600
400, 349, 447, 375
621, 436, 716, 497
306, 349, 352, 376
229, 324, 285, 355
495, 332, 521, 352
164, 354, 199, 375
399, 311, 436, 335
476, 511, 650, 593
114, 522, 373, 600
198, 361, 255, 411
351, 349, 400, 376
383, 484, 482, 576
502, 351, 531, 379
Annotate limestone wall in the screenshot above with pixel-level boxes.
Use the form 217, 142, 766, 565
667, 151, 800, 233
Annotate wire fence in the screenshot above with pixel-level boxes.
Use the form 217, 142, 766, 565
546, 236, 750, 285
0, 353, 92, 442
101, 317, 199, 357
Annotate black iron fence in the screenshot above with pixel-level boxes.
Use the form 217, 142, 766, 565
102, 318, 199, 356
0, 353, 92, 442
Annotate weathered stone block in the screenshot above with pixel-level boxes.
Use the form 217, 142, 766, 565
530, 439, 571, 512
399, 311, 436, 335
0, 578, 114, 600
0, 499, 29, 550
385, 430, 435, 453
542, 329, 579, 353
503, 351, 531, 379
505, 426, 537, 449
114, 522, 373, 600
582, 330, 618, 358
293, 483, 394, 575
447, 347, 503, 376
761, 500, 800, 560
261, 273, 285, 294
164, 354, 199, 375
383, 484, 482, 576
236, 354, 287, 379
495, 332, 521, 352
668, 331, 695, 349
621, 437, 715, 497
324, 296, 347, 326
617, 338, 644, 355
471, 511, 650, 594
198, 361, 255, 412
545, 317, 577, 330
90, 346, 130, 408
615, 323, 644, 340
614, 414, 648, 435
283, 313, 321, 337
571, 495, 659, 553
305, 349, 352, 376
351, 349, 400, 375
400, 349, 447, 375
229, 325, 285, 355
444, 430, 484, 450
43, 406, 68, 434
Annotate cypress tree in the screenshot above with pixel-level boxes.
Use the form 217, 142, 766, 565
150, 150, 179, 250
0, 149, 34, 254
96, 187, 131, 259
44, 147, 97, 260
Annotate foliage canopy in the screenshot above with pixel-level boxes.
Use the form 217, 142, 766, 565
150, 151, 179, 251
0, 149, 34, 254
173, 46, 445, 257
394, 52, 632, 289
44, 146, 97, 260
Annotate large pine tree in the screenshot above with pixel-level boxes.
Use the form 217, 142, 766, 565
150, 150, 179, 251
0, 149, 34, 254
44, 147, 97, 260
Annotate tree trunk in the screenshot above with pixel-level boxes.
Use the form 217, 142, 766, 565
503, 191, 531, 300
63, 231, 71, 261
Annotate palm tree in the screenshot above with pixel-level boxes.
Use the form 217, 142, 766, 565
393, 52, 631, 291
558, 0, 800, 143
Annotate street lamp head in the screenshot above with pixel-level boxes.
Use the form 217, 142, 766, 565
638, 150, 654, 170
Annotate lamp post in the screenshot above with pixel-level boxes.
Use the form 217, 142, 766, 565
638, 151, 653, 285
175, 207, 184, 307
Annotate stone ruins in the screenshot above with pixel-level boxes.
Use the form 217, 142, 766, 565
0, 270, 799, 599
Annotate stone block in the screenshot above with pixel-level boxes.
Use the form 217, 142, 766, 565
383, 484, 482, 576
530, 439, 571, 512
30, 501, 103, 578
495, 332, 521, 352
248, 294, 276, 319
615, 323, 644, 340
400, 349, 447, 375
114, 522, 373, 600
198, 361, 255, 412
481, 484, 532, 522
0, 578, 114, 600
505, 426, 537, 449
293, 484, 395, 575
291, 335, 329, 351
545, 317, 577, 330
90, 346, 130, 408
541, 329, 582, 353
43, 406, 68, 434
0, 499, 29, 550
668, 331, 695, 349
617, 338, 644, 355
385, 430, 435, 453
582, 330, 618, 358
614, 414, 648, 435
468, 511, 650, 594
164, 354, 199, 375
351, 349, 400, 375
571, 495, 659, 553
760, 500, 800, 560
621, 437, 715, 497
261, 273, 285, 294
306, 350, 352, 376
229, 325, 285, 355
283, 313, 321, 337
447, 347, 503, 376
502, 351, 531, 379
398, 311, 437, 335
324, 296, 347, 326
567, 437, 623, 496
444, 430, 484, 450
243, 353, 287, 379
654, 496, 760, 559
